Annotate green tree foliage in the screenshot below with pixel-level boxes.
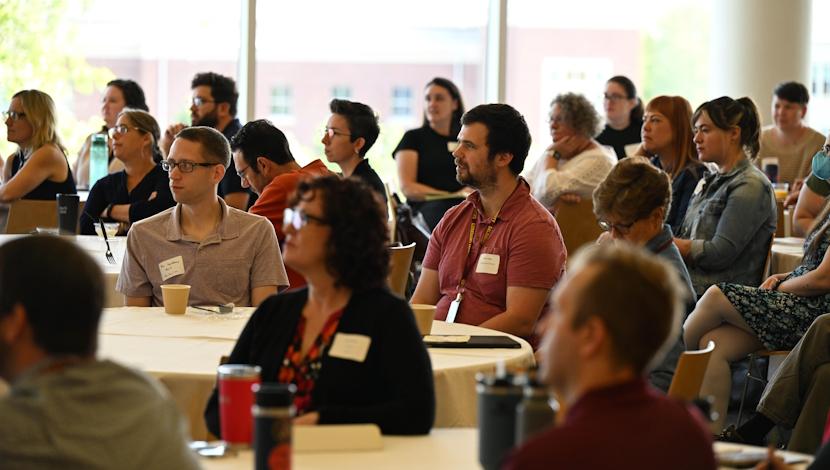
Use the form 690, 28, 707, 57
641, 6, 710, 109
0, 0, 114, 158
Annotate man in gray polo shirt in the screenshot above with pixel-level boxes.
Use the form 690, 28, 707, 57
0, 236, 200, 469
118, 126, 288, 307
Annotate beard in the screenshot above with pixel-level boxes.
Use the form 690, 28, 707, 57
192, 108, 219, 128
456, 163, 497, 190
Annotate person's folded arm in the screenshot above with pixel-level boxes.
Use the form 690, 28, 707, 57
793, 183, 827, 237
689, 179, 774, 270
778, 243, 830, 296
478, 286, 551, 338
317, 299, 435, 435
126, 296, 151, 307
0, 146, 63, 202
125, 180, 175, 223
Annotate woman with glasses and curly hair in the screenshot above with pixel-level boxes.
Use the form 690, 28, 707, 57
79, 108, 174, 235
2, 89, 76, 201
526, 92, 616, 210
204, 175, 435, 436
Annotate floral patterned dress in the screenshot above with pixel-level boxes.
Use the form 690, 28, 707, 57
720, 214, 830, 350
277, 309, 344, 415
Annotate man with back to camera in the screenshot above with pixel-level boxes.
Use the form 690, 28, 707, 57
159, 71, 253, 210
118, 126, 288, 307
230, 119, 331, 287
410, 103, 566, 341
0, 236, 200, 469
322, 98, 388, 203
503, 243, 715, 469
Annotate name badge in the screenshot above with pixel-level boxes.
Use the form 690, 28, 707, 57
476, 253, 500, 275
159, 256, 185, 281
329, 333, 372, 363
447, 141, 459, 153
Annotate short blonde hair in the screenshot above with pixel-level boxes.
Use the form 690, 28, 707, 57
12, 89, 64, 155
567, 243, 685, 373
592, 156, 671, 225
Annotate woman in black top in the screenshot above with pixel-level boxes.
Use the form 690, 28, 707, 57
204, 176, 434, 435
2, 89, 76, 201
394, 77, 471, 230
596, 75, 644, 160
80, 109, 174, 235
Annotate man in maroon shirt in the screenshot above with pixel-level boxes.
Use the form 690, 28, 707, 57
410, 104, 566, 339
503, 243, 716, 470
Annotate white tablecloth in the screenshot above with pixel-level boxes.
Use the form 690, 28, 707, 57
0, 234, 126, 307
771, 237, 805, 274
199, 428, 814, 470
97, 307, 535, 440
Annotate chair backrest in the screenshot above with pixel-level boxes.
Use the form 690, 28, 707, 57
554, 199, 602, 254
668, 340, 715, 401
387, 242, 416, 298
775, 200, 785, 238
5, 199, 58, 234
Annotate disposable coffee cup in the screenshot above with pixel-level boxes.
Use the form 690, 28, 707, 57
161, 284, 190, 315
409, 304, 436, 336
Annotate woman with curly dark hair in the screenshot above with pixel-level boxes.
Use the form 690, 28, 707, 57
204, 175, 435, 435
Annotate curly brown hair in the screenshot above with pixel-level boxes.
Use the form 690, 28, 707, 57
289, 175, 389, 291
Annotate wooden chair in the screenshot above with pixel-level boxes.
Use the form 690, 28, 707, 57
387, 242, 416, 298
5, 199, 59, 234
553, 199, 602, 254
736, 349, 791, 426
668, 341, 715, 402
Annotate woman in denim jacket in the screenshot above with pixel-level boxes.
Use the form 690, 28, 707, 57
674, 96, 776, 298
674, 96, 776, 431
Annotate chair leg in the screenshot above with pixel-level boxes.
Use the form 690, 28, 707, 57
737, 354, 754, 426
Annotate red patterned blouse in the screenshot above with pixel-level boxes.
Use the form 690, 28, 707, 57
277, 309, 344, 415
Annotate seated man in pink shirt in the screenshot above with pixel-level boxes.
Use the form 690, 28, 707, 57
230, 119, 331, 288
503, 243, 715, 470
410, 103, 566, 340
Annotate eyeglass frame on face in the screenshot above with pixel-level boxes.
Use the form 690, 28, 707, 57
192, 96, 215, 107
283, 207, 328, 231
603, 93, 628, 102
236, 164, 251, 179
161, 158, 218, 173
108, 124, 146, 139
323, 127, 352, 139
3, 110, 26, 122
598, 219, 635, 235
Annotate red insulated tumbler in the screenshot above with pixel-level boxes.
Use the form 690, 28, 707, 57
218, 364, 262, 447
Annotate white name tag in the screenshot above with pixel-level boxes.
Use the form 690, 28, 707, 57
476, 253, 500, 275
329, 333, 372, 363
158, 256, 185, 281
447, 141, 459, 153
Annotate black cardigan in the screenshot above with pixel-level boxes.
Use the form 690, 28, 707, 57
204, 287, 435, 436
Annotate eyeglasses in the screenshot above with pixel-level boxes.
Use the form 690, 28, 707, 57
3, 111, 26, 121
598, 220, 635, 235
323, 127, 351, 139
192, 97, 215, 107
603, 93, 627, 102
108, 124, 146, 138
283, 208, 328, 230
161, 159, 217, 173
236, 165, 251, 179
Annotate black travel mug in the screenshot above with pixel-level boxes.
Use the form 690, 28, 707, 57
56, 194, 80, 235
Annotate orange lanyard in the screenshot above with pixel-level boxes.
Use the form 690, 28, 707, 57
457, 209, 499, 294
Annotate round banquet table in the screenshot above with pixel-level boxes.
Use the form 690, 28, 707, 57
198, 428, 814, 470
97, 307, 536, 440
0, 234, 126, 307
770, 237, 805, 274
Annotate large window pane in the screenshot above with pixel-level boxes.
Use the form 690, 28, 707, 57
255, 0, 487, 189
506, 0, 711, 164
1, 0, 240, 163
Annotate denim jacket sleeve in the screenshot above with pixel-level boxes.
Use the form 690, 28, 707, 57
689, 172, 775, 270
